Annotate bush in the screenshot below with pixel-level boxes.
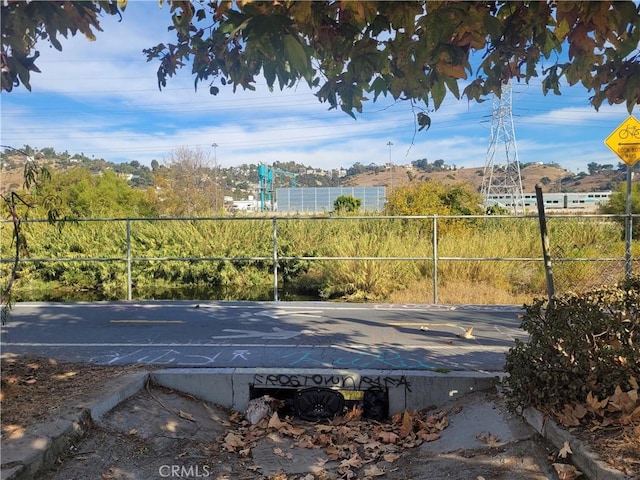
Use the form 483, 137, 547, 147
600, 182, 640, 239
333, 195, 361, 214
503, 275, 640, 412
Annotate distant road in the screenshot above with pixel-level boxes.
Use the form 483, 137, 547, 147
0, 301, 525, 372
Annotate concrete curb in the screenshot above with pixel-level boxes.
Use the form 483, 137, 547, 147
523, 406, 629, 480
0, 372, 149, 480
1, 370, 631, 480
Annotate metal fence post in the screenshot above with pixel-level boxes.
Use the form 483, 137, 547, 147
432, 214, 438, 304
624, 168, 633, 279
273, 217, 279, 302
535, 185, 555, 300
126, 218, 132, 301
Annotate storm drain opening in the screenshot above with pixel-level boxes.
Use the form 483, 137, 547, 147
249, 386, 390, 422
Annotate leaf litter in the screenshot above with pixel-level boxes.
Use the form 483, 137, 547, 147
546, 376, 640, 478
220, 401, 450, 479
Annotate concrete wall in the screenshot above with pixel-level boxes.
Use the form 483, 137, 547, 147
151, 368, 500, 416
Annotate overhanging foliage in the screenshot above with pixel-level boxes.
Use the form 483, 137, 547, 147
2, 1, 639, 121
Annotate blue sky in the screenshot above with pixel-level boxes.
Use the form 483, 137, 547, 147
1, 1, 638, 174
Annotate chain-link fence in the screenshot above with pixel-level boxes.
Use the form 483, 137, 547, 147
546, 215, 638, 295
1, 213, 637, 304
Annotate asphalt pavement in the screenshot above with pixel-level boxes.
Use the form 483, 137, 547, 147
1, 301, 630, 479
0, 301, 526, 371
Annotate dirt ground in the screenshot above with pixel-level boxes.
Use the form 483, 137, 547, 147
1, 355, 637, 479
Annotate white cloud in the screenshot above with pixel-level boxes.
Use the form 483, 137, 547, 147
2, 1, 637, 176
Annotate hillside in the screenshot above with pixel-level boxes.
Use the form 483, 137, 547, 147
343, 163, 634, 193
1, 147, 636, 199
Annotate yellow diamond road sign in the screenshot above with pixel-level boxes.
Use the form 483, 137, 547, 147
604, 115, 640, 167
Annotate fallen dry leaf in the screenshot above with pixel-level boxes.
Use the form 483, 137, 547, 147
558, 441, 573, 459
223, 432, 244, 450
378, 431, 399, 444
610, 386, 639, 415
419, 432, 441, 442
458, 326, 475, 339
553, 463, 583, 479
476, 432, 500, 447
586, 391, 608, 415
383, 453, 400, 462
340, 454, 363, 469
363, 464, 386, 476
268, 411, 285, 429
556, 403, 587, 427
398, 411, 413, 438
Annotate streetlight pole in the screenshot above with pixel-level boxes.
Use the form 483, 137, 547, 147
211, 143, 218, 164
386, 141, 393, 193
211, 143, 219, 211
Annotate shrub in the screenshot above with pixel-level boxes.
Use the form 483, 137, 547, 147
333, 195, 361, 214
503, 275, 640, 412
599, 182, 640, 239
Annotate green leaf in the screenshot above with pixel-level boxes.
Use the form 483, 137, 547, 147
542, 65, 561, 95
263, 61, 276, 89
370, 76, 388, 101
443, 75, 460, 99
482, 15, 502, 40
13, 60, 32, 92
431, 77, 446, 110
283, 34, 310, 80
49, 31, 63, 51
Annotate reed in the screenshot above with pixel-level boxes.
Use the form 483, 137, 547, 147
1, 215, 635, 304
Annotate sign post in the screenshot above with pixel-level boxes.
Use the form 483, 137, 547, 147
604, 115, 639, 278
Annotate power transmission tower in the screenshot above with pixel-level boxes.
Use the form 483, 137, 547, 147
481, 80, 525, 214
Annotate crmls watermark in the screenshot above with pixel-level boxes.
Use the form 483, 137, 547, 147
158, 464, 212, 478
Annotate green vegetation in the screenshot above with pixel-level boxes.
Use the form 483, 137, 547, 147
1, 213, 635, 303
600, 181, 640, 239
385, 182, 484, 216
503, 275, 639, 416
0, 147, 59, 322
333, 195, 361, 214
33, 168, 158, 218
1, 153, 637, 305
4, 2, 639, 117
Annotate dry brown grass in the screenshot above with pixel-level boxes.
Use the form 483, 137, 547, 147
386, 279, 540, 305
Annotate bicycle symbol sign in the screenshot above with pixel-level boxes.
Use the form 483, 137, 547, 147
605, 115, 640, 167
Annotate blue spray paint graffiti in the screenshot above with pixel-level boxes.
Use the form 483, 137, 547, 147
281, 349, 435, 370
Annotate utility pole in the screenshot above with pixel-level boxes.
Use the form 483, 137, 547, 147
211, 143, 220, 211
211, 143, 218, 164
387, 141, 393, 193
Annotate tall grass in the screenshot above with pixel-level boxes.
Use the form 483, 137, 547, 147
1, 215, 636, 304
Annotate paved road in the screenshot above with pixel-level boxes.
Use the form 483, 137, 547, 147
0, 301, 526, 372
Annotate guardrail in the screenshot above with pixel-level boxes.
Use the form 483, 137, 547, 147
1, 213, 637, 303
